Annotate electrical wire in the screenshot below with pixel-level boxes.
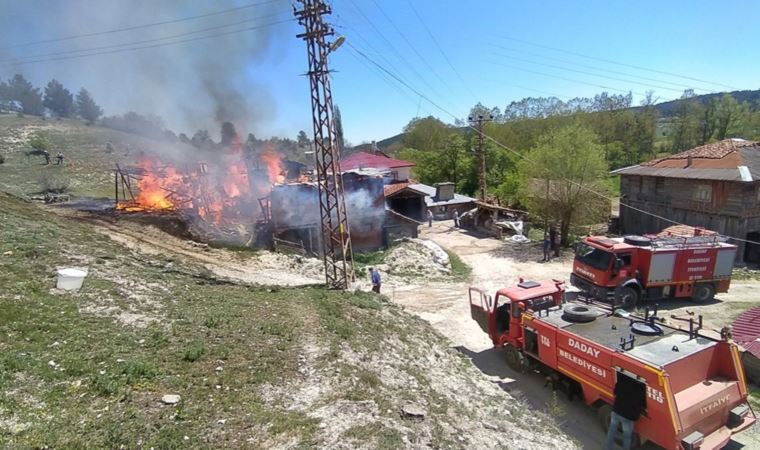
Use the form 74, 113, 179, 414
494, 35, 739, 91
0, 12, 286, 64
491, 44, 711, 93
346, 41, 760, 247
0, 19, 295, 67
0, 0, 283, 50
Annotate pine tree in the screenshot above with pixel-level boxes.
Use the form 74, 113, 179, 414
75, 88, 103, 123
43, 79, 74, 118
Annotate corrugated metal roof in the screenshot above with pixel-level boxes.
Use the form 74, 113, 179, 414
340, 152, 415, 171
613, 139, 760, 182
408, 183, 476, 206
611, 165, 743, 181
732, 306, 760, 359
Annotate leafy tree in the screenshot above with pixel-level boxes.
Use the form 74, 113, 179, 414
333, 105, 345, 152
7, 74, 43, 115
191, 130, 213, 150
403, 116, 451, 153
297, 130, 310, 147
517, 124, 609, 243
669, 90, 704, 152
75, 88, 103, 123
28, 132, 51, 151
43, 79, 74, 118
710, 94, 750, 140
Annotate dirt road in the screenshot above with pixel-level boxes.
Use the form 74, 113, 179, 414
392, 220, 760, 449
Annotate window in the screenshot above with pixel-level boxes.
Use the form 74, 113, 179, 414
618, 253, 632, 267
693, 184, 712, 202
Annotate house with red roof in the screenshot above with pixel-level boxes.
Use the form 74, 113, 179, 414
613, 138, 760, 262
340, 151, 415, 182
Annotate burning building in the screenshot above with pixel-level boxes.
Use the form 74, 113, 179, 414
114, 145, 421, 253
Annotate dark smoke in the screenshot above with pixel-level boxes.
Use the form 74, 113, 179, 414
0, 0, 288, 135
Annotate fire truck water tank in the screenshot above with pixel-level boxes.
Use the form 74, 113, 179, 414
623, 235, 652, 246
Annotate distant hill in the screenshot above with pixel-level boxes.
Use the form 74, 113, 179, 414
645, 89, 760, 117
370, 89, 760, 150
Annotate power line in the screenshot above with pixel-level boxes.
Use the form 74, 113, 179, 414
346, 41, 760, 247
485, 59, 648, 97
0, 0, 283, 51
494, 35, 739, 91
0, 19, 294, 67
0, 13, 285, 64
404, 0, 478, 102
341, 0, 455, 111
491, 45, 711, 93
490, 51, 695, 94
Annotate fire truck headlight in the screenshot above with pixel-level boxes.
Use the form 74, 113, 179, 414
681, 431, 704, 450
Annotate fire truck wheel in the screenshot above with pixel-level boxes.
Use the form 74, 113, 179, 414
562, 305, 597, 323
690, 283, 715, 303
504, 346, 524, 372
615, 286, 639, 310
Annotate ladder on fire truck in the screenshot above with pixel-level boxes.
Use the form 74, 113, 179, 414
647, 234, 728, 249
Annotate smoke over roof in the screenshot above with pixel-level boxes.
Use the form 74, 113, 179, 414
0, 0, 291, 135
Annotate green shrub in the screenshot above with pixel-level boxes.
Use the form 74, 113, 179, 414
182, 342, 205, 362
28, 133, 51, 151
37, 172, 70, 193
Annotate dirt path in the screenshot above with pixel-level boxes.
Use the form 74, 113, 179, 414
393, 220, 760, 449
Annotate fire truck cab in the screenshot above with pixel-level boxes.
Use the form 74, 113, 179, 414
570, 233, 737, 309
469, 280, 756, 449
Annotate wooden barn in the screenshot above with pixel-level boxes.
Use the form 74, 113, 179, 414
613, 138, 760, 263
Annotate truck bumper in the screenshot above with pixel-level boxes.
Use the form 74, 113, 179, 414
683, 409, 756, 450
569, 273, 611, 300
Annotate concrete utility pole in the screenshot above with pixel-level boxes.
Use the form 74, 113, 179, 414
468, 113, 492, 202
294, 0, 354, 289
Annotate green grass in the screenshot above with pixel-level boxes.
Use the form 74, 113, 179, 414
749, 385, 760, 411
446, 249, 472, 281
353, 249, 388, 269
0, 192, 395, 447
0, 114, 168, 198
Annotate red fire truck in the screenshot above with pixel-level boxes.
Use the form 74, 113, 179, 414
469, 280, 755, 449
570, 231, 737, 309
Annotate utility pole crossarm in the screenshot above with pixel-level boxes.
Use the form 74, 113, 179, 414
294, 0, 354, 290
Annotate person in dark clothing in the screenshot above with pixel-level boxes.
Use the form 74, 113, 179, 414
369, 267, 381, 293
605, 373, 646, 450
42, 150, 50, 165
542, 233, 551, 262
427, 209, 433, 227
549, 226, 557, 255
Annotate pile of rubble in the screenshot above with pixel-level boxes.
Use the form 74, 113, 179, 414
383, 238, 452, 278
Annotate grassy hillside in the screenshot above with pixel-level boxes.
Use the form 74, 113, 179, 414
0, 192, 573, 449
0, 114, 169, 198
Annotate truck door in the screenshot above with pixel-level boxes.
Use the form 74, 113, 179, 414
468, 287, 493, 335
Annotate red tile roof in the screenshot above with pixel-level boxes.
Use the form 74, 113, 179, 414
732, 306, 760, 359
642, 139, 758, 168
340, 152, 415, 171
383, 182, 410, 197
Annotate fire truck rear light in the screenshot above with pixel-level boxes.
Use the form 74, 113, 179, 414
729, 404, 750, 427
681, 431, 704, 450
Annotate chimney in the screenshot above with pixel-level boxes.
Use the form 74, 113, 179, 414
686, 155, 693, 168
435, 182, 455, 201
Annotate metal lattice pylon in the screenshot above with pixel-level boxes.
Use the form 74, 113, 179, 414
295, 0, 354, 289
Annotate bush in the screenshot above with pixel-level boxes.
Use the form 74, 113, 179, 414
37, 172, 70, 193
28, 133, 51, 151
182, 342, 205, 362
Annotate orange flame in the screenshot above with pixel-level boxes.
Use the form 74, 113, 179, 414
261, 149, 284, 184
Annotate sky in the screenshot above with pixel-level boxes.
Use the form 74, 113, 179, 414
0, 0, 758, 145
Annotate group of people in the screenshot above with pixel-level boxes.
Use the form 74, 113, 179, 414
42, 150, 65, 165
427, 209, 460, 228
542, 225, 561, 262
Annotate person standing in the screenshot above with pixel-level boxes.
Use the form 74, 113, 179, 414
369, 267, 381, 293
427, 209, 433, 227
43, 150, 50, 165
553, 229, 561, 257
55, 152, 64, 165
549, 226, 557, 255
453, 210, 460, 228
542, 233, 551, 262
604, 374, 645, 450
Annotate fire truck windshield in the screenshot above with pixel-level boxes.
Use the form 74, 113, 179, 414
575, 243, 613, 271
